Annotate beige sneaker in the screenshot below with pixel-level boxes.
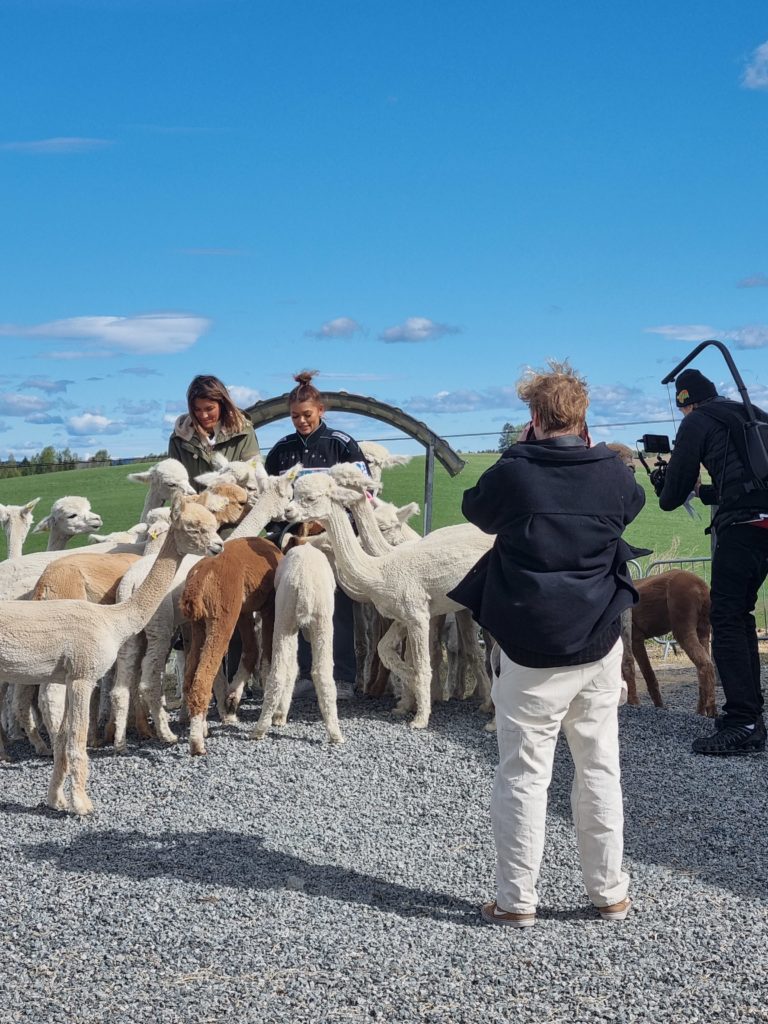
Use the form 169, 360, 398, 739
481, 901, 536, 928
598, 897, 632, 922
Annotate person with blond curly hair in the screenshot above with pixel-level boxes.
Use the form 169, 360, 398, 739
449, 360, 645, 927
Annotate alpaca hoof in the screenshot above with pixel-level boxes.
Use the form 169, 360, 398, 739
478, 700, 493, 714
113, 740, 128, 755
409, 716, 429, 730
219, 713, 238, 727
47, 793, 68, 812
484, 717, 497, 733
71, 792, 94, 817
157, 731, 178, 746
271, 714, 286, 727
249, 728, 267, 742
626, 695, 640, 707
700, 703, 716, 718
328, 731, 345, 745
189, 738, 207, 756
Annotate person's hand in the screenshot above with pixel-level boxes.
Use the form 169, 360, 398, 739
517, 421, 535, 442
649, 466, 666, 497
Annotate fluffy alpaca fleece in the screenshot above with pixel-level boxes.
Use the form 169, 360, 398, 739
32, 496, 103, 550
128, 458, 196, 519
622, 569, 716, 717
358, 441, 412, 485
0, 499, 40, 560
180, 537, 282, 755
0, 494, 223, 813
285, 471, 494, 729
252, 540, 342, 745
105, 482, 252, 753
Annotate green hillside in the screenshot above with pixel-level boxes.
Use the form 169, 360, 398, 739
0, 452, 711, 565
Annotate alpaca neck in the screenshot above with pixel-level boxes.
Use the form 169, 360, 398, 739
5, 521, 27, 560
107, 530, 185, 641
349, 498, 392, 556
140, 485, 163, 522
46, 530, 70, 551
321, 503, 383, 602
228, 486, 285, 540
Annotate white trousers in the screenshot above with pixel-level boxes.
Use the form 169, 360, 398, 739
491, 639, 629, 913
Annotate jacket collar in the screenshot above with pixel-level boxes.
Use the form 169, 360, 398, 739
295, 420, 330, 448
172, 413, 246, 446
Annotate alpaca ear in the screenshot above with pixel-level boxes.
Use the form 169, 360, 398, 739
330, 483, 364, 506
0, 505, 7, 523
195, 470, 220, 488
127, 470, 152, 484
201, 493, 228, 515
33, 515, 53, 534
170, 492, 184, 522
211, 452, 229, 470
397, 501, 420, 523
24, 497, 41, 513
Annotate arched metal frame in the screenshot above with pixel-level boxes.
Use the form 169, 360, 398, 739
245, 392, 466, 533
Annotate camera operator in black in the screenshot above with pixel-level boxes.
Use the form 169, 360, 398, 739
656, 368, 768, 754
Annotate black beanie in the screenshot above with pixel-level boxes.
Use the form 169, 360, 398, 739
674, 369, 717, 408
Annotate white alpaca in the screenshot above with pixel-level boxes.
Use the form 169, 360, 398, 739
0, 494, 223, 813
195, 453, 264, 492
128, 459, 196, 519
32, 496, 103, 550
252, 541, 342, 744
0, 499, 41, 560
358, 441, 412, 485
284, 471, 494, 729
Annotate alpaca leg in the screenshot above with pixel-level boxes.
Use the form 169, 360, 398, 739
0, 683, 9, 761
111, 636, 143, 753
430, 616, 446, 702
632, 636, 664, 708
353, 601, 368, 691
620, 609, 638, 706
39, 682, 66, 752
186, 610, 238, 755
138, 638, 177, 744
66, 678, 97, 816
252, 630, 298, 739
678, 630, 717, 718
456, 610, 491, 710
46, 709, 69, 812
379, 623, 413, 715
406, 620, 433, 730
87, 680, 103, 748
368, 614, 393, 698
13, 684, 51, 757
310, 620, 343, 745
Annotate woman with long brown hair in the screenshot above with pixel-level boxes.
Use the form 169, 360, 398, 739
168, 374, 260, 490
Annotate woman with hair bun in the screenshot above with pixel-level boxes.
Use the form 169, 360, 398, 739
265, 370, 368, 700
168, 373, 260, 491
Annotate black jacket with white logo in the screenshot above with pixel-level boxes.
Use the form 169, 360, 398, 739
265, 420, 367, 476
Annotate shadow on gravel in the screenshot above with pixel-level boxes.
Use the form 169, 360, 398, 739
21, 827, 480, 925
426, 688, 768, 901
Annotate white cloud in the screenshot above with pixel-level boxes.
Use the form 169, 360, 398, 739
226, 385, 262, 407
44, 349, 117, 361
379, 317, 461, 344
0, 137, 114, 153
306, 317, 364, 339
0, 392, 53, 416
743, 40, 768, 90
588, 384, 670, 423
645, 322, 768, 349
737, 273, 768, 288
0, 313, 210, 355
119, 366, 162, 377
403, 385, 520, 414
20, 376, 74, 393
25, 413, 64, 425
66, 413, 124, 436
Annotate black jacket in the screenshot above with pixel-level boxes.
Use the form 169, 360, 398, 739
448, 437, 645, 666
659, 397, 768, 530
265, 421, 366, 476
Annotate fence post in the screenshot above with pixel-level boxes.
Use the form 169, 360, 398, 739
423, 442, 435, 535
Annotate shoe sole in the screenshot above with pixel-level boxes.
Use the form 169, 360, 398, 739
480, 905, 536, 928
692, 742, 765, 755
599, 898, 632, 922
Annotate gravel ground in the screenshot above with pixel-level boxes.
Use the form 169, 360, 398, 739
1, 670, 767, 1024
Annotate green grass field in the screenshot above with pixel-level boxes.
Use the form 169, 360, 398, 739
0, 453, 711, 565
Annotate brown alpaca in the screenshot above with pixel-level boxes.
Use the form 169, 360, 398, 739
180, 537, 282, 755
622, 569, 716, 717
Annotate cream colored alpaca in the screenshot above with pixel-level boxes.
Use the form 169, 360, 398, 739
33, 496, 103, 550
285, 472, 494, 729
358, 441, 411, 485
128, 458, 196, 518
0, 494, 223, 813
252, 540, 342, 744
0, 499, 41, 559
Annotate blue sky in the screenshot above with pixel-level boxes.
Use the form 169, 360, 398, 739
1, 0, 768, 461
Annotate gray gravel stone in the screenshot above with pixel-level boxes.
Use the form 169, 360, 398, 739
1, 672, 767, 1023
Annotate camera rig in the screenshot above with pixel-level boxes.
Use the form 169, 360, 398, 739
636, 433, 671, 496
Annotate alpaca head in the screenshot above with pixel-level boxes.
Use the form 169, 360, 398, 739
285, 471, 362, 526
33, 496, 103, 540
197, 481, 249, 525
195, 454, 263, 492
128, 459, 196, 497
0, 497, 40, 530
358, 441, 412, 485
169, 494, 224, 557
373, 500, 421, 545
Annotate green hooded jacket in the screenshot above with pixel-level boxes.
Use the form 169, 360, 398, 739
167, 412, 260, 493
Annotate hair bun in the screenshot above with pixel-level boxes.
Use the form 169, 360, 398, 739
293, 369, 318, 386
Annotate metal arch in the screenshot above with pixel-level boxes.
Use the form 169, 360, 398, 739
244, 392, 467, 534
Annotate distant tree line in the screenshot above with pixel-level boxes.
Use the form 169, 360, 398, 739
0, 447, 166, 479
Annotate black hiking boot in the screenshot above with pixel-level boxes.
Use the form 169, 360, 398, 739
692, 719, 766, 755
